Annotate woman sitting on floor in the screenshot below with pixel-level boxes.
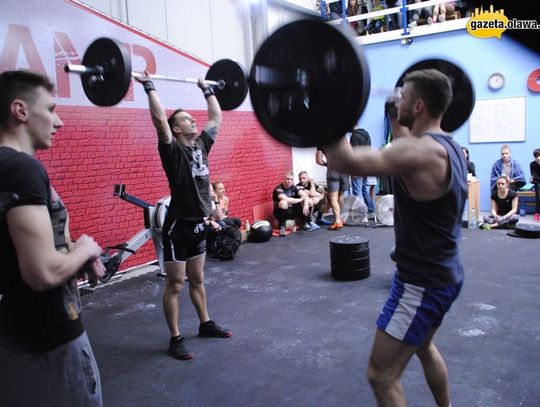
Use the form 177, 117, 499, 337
212, 181, 241, 228
481, 176, 519, 229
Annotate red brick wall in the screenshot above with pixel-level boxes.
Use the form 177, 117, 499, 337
36, 106, 291, 270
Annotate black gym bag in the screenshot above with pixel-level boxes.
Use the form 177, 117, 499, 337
208, 225, 242, 261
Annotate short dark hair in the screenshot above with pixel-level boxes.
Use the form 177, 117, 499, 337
403, 69, 453, 119
533, 148, 540, 158
0, 70, 55, 130
167, 108, 185, 133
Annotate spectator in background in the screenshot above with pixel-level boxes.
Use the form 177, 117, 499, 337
272, 171, 312, 236
316, 149, 350, 230
212, 181, 241, 228
350, 126, 375, 216
330, 0, 344, 19
481, 176, 519, 229
297, 171, 325, 229
462, 147, 476, 177
386, 0, 405, 31
365, 175, 378, 205
431, 1, 456, 23
365, 0, 388, 33
347, 0, 366, 35
490, 144, 526, 191
407, 0, 434, 27
529, 148, 540, 215
314, 0, 331, 18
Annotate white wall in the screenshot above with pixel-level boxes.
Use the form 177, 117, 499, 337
76, 0, 315, 67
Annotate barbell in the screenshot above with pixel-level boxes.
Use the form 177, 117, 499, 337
64, 37, 249, 110
65, 19, 475, 148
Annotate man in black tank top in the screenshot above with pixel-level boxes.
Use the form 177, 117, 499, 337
324, 69, 467, 407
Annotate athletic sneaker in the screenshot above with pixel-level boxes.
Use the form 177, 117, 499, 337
317, 218, 332, 225
328, 221, 343, 230
199, 320, 232, 338
279, 226, 286, 237
302, 223, 312, 231
169, 336, 192, 360
309, 221, 320, 230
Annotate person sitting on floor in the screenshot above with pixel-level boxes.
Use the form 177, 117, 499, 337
296, 171, 326, 229
481, 176, 519, 229
529, 148, 540, 215
490, 144, 526, 191
272, 170, 312, 236
212, 181, 241, 228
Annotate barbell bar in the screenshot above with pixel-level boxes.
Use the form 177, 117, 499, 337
66, 20, 475, 148
64, 37, 248, 110
64, 64, 226, 89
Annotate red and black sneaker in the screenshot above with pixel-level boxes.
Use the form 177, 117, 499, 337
199, 320, 232, 338
169, 336, 192, 360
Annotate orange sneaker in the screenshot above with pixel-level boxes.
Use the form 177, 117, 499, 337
328, 221, 343, 230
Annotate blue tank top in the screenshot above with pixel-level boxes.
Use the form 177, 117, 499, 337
393, 133, 467, 288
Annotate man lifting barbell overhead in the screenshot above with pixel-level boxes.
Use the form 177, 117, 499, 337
324, 69, 469, 407
134, 71, 231, 361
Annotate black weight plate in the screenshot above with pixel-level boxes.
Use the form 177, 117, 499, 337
249, 19, 370, 147
395, 59, 475, 132
513, 223, 540, 237
206, 59, 248, 111
81, 38, 132, 107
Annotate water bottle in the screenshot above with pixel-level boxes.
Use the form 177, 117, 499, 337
245, 219, 251, 233
519, 199, 526, 217
469, 208, 477, 229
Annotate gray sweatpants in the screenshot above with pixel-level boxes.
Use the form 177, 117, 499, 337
0, 331, 102, 407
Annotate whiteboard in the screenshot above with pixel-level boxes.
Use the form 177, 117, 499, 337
469, 96, 526, 143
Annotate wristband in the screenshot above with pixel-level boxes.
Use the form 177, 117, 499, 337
202, 86, 215, 99
143, 81, 155, 94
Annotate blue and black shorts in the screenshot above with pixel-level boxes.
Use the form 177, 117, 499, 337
376, 273, 463, 347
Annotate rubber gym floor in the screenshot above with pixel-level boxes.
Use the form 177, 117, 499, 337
82, 220, 540, 407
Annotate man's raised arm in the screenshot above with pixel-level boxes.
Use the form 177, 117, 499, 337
199, 79, 222, 139
135, 72, 173, 144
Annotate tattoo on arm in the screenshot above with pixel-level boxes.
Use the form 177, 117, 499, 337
205, 125, 218, 140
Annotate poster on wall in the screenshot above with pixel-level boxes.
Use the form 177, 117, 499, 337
469, 96, 526, 143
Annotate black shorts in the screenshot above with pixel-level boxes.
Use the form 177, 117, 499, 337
163, 219, 207, 262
